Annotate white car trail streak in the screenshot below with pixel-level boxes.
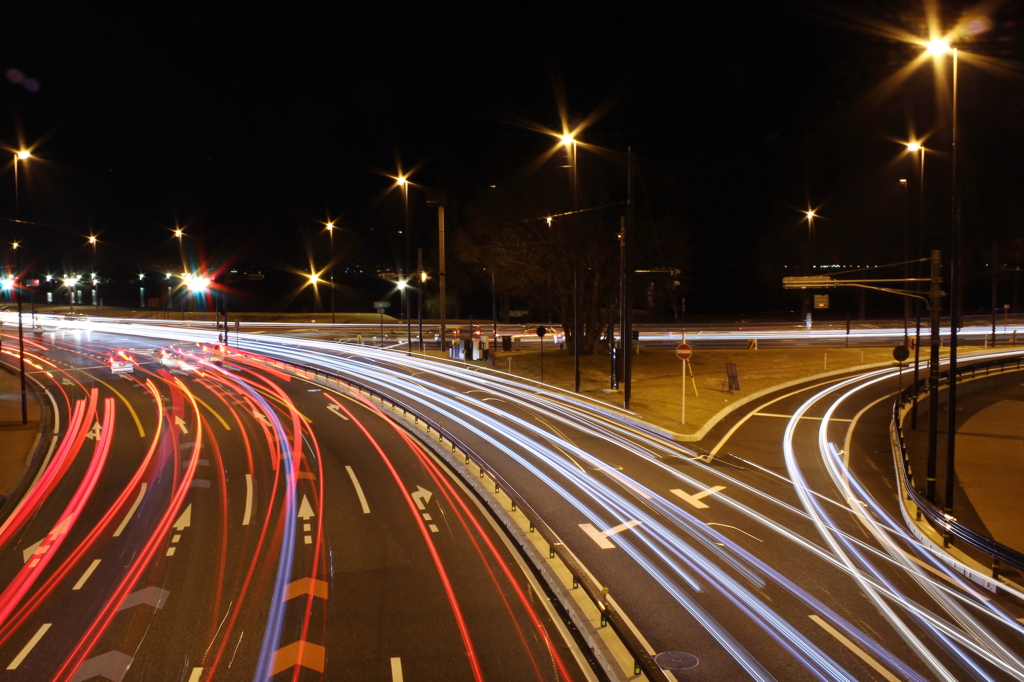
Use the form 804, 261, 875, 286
81, 318, 1024, 680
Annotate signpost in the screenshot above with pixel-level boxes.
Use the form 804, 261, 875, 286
676, 343, 693, 425
374, 301, 390, 349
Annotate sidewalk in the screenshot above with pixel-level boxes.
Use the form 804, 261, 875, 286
0, 361, 42, 500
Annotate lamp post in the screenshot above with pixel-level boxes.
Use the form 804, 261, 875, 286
326, 221, 336, 325
906, 141, 926, 430
561, 133, 581, 393
12, 150, 30, 424
804, 210, 815, 329
88, 235, 99, 316
397, 175, 412, 355
925, 39, 963, 518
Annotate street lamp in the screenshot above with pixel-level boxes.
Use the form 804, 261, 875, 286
397, 175, 412, 356
325, 221, 335, 325
561, 132, 581, 392
11, 150, 30, 424
88, 235, 99, 316
803, 209, 816, 328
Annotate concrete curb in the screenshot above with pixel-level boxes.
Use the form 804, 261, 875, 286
0, 361, 54, 518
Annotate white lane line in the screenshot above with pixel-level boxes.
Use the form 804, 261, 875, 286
345, 466, 371, 514
243, 474, 253, 526
6, 623, 51, 670
113, 483, 147, 537
809, 615, 900, 682
755, 412, 853, 422
187, 667, 203, 682
671, 485, 726, 509
390, 657, 403, 682
72, 559, 102, 590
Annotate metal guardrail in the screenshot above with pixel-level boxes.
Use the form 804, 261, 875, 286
225, 347, 669, 682
893, 353, 1024, 578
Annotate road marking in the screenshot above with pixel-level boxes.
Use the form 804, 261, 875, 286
190, 479, 211, 489
345, 466, 370, 514
73, 559, 102, 590
809, 614, 900, 682
579, 520, 642, 549
411, 485, 432, 510
270, 641, 325, 675
672, 485, 726, 509
119, 586, 170, 611
83, 372, 146, 437
251, 409, 270, 427
189, 394, 231, 430
6, 623, 50, 670
167, 504, 192, 556
243, 474, 253, 526
298, 494, 315, 544
284, 578, 328, 601
113, 481, 147, 540
755, 412, 852, 422
187, 668, 203, 682
68, 650, 133, 682
326, 404, 349, 420
391, 657, 403, 682
22, 539, 42, 564
85, 422, 101, 441
175, 416, 189, 434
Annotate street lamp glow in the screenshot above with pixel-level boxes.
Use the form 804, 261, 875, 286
62, 277, 77, 288
308, 273, 320, 284
174, 228, 183, 238
900, 178, 907, 184
805, 210, 815, 219
88, 235, 97, 245
138, 273, 145, 280
560, 133, 574, 146
906, 142, 922, 152
11, 242, 18, 250
397, 279, 407, 290
1, 277, 13, 290
925, 39, 951, 55
396, 176, 407, 186
186, 275, 210, 293
326, 221, 334, 231
16, 150, 30, 160
420, 271, 427, 283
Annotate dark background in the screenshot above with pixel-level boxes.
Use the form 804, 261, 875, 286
2, 1, 1023, 318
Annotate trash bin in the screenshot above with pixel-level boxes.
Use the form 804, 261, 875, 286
502, 335, 512, 352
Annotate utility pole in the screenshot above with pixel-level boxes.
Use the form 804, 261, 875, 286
623, 149, 633, 411
992, 243, 998, 347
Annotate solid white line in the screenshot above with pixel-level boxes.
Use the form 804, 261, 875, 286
243, 474, 253, 526
390, 657, 403, 682
6, 623, 51, 670
809, 615, 900, 682
72, 559, 102, 590
755, 412, 852, 422
345, 466, 370, 514
187, 667, 203, 682
113, 483, 147, 537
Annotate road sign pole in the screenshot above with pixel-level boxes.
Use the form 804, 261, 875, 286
681, 358, 686, 425
379, 311, 384, 349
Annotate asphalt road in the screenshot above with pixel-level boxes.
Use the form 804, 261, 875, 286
0, 326, 587, 681
8, 317, 1024, 681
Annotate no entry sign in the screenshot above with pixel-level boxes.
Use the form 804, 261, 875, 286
675, 343, 693, 360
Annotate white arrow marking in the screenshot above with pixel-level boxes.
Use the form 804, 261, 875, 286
62, 377, 74, 386
172, 504, 192, 530
174, 416, 188, 434
119, 586, 170, 611
6, 623, 51, 670
251, 409, 270, 427
297, 494, 315, 520
22, 540, 42, 564
69, 650, 133, 682
671, 485, 726, 509
326, 404, 349, 420
579, 520, 642, 549
85, 422, 101, 441
411, 486, 432, 511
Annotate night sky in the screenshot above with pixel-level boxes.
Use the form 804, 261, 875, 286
3, 1, 1024, 316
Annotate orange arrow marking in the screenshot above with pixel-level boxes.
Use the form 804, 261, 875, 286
283, 578, 328, 601
270, 641, 325, 675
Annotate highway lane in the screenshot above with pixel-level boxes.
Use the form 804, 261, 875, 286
32, 320, 1024, 680
0, 328, 587, 681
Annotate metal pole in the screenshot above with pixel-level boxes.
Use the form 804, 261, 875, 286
902, 179, 909, 342
609, 293, 616, 389
617, 217, 625, 392
418, 248, 424, 352
13, 155, 27, 424
572, 141, 580, 393
944, 48, 960, 517
992, 243, 998, 347
491, 272, 497, 353
623, 150, 633, 411
680, 358, 686, 425
926, 249, 942, 503
438, 205, 446, 352
911, 303, 922, 429
330, 226, 335, 325
404, 182, 411, 356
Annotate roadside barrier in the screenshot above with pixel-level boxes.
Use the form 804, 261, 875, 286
892, 353, 1024, 583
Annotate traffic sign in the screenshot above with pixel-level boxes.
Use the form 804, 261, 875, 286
893, 344, 910, 362
675, 343, 693, 360
536, 326, 547, 338
373, 301, 390, 310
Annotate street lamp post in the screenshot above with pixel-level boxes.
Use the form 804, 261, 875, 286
326, 222, 335, 325
397, 176, 412, 356
804, 210, 815, 328
907, 142, 926, 430
12, 150, 30, 424
561, 133, 581, 393
89, 235, 99, 317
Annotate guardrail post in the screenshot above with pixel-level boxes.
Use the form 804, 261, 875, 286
634, 661, 642, 676
993, 558, 1001, 580
529, 520, 535, 533
510, 499, 516, 512
572, 575, 579, 589
549, 544, 555, 559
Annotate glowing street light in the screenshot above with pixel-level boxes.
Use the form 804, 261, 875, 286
325, 221, 336, 324
906, 142, 922, 152
174, 228, 184, 239
1, 277, 14, 290
16, 150, 30, 161
396, 175, 407, 187
925, 39, 951, 56
308, 272, 320, 285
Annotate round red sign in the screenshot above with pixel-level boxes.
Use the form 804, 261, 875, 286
675, 343, 693, 360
